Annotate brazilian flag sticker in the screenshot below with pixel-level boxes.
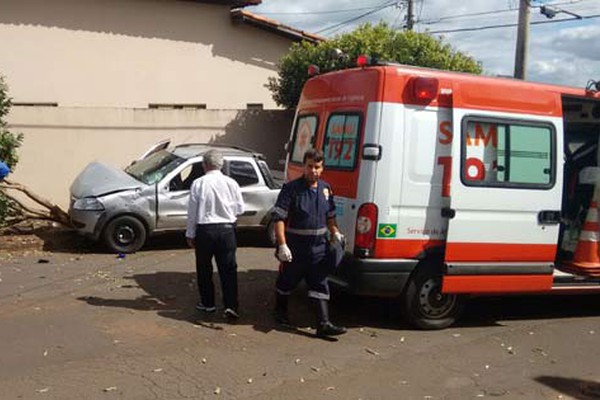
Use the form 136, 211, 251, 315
378, 224, 397, 238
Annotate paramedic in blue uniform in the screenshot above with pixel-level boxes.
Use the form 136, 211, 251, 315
272, 148, 346, 338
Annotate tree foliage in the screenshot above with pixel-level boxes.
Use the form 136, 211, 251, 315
0, 76, 24, 226
267, 23, 483, 109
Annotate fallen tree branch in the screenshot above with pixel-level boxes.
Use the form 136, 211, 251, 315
0, 179, 73, 228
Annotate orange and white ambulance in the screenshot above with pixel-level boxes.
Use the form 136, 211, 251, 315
285, 57, 600, 329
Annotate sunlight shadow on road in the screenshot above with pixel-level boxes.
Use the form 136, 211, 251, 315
536, 376, 600, 400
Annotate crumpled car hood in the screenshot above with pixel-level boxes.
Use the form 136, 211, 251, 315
70, 161, 144, 198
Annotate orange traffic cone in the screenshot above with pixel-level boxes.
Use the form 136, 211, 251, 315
565, 185, 600, 276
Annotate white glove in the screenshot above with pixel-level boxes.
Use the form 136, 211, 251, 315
333, 232, 345, 247
276, 244, 293, 263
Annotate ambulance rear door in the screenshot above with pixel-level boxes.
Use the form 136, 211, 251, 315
443, 98, 563, 294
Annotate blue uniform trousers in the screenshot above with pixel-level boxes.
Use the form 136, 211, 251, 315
276, 234, 332, 300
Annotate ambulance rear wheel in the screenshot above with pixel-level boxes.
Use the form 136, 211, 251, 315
403, 262, 464, 330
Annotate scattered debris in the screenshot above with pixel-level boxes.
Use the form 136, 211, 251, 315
201, 358, 207, 364
37, 259, 49, 264
311, 366, 320, 372
247, 378, 253, 384
116, 253, 126, 260
214, 387, 221, 395
506, 346, 516, 355
365, 348, 379, 356
36, 388, 50, 393
295, 358, 301, 365
590, 330, 595, 335
400, 337, 406, 343
532, 347, 548, 357
153, 368, 163, 373
326, 386, 335, 391
103, 387, 117, 392
43, 349, 48, 357
300, 377, 305, 383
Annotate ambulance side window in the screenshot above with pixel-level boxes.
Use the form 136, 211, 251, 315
323, 113, 361, 170
290, 115, 318, 164
461, 118, 555, 188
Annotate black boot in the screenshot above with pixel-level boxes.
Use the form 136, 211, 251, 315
314, 298, 346, 337
273, 293, 291, 326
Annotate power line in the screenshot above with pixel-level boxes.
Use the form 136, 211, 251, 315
428, 13, 600, 34
419, 0, 597, 25
255, 4, 399, 16
314, 1, 397, 35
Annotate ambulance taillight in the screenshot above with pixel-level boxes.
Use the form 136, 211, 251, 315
413, 77, 439, 101
354, 203, 378, 257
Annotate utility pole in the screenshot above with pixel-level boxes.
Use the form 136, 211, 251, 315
513, 0, 530, 80
406, 0, 415, 30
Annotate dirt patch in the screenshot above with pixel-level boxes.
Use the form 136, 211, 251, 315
0, 224, 95, 255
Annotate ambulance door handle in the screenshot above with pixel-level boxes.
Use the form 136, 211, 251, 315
441, 207, 455, 219
538, 210, 560, 225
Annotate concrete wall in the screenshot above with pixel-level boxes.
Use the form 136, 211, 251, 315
0, 0, 290, 109
7, 107, 294, 209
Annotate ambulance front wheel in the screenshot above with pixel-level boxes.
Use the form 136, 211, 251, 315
402, 262, 464, 330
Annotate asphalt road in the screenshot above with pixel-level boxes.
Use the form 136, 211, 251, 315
0, 233, 599, 400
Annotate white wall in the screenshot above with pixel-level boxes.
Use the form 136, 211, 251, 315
0, 0, 290, 109
7, 106, 293, 208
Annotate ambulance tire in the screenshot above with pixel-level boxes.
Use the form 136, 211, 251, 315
402, 261, 464, 330
102, 215, 147, 254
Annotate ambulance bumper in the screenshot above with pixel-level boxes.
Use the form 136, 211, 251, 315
329, 255, 419, 297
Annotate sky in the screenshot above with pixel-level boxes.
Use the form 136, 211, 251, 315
250, 0, 600, 88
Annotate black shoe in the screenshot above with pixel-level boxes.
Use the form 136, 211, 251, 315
316, 322, 347, 337
223, 308, 240, 320
196, 303, 216, 313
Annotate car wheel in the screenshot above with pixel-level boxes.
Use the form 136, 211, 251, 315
102, 215, 147, 253
402, 260, 464, 330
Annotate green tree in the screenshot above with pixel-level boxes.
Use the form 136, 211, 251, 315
0, 76, 24, 226
267, 23, 483, 109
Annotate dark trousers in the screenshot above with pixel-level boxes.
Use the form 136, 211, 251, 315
194, 224, 238, 310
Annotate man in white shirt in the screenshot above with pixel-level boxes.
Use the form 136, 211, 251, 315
186, 150, 244, 320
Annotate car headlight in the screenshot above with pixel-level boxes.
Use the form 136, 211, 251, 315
73, 197, 105, 211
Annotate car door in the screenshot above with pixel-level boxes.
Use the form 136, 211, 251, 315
224, 156, 278, 227
442, 108, 563, 294
155, 160, 205, 230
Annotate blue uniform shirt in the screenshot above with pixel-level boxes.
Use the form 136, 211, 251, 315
0, 161, 10, 180
272, 177, 336, 264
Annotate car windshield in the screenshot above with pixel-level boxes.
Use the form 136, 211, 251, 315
125, 150, 186, 185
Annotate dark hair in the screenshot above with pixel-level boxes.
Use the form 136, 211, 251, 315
303, 148, 324, 164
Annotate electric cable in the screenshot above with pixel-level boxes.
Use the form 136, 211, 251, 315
428, 13, 600, 34
314, 0, 397, 35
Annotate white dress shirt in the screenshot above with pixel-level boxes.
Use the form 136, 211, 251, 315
185, 170, 245, 239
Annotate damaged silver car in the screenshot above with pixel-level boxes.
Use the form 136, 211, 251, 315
69, 141, 281, 253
